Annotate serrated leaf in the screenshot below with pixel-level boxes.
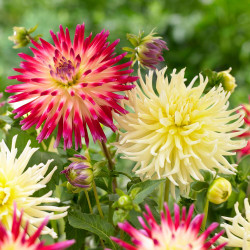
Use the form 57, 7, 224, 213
200, 169, 214, 183
65, 221, 86, 250
191, 181, 209, 192
178, 195, 196, 208
238, 155, 250, 179
128, 179, 165, 204
69, 211, 117, 249
0, 115, 13, 124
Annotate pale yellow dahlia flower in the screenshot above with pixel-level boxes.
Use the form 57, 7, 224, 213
0, 135, 68, 238
115, 67, 246, 194
220, 198, 250, 249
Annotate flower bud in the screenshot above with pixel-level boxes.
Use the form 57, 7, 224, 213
118, 195, 133, 210
124, 30, 168, 69
8, 25, 41, 49
207, 177, 232, 204
218, 68, 237, 93
61, 154, 93, 191
66, 182, 82, 193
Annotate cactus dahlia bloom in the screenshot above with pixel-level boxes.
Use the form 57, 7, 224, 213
115, 67, 246, 195
0, 204, 74, 250
111, 203, 226, 250
219, 198, 250, 249
0, 135, 68, 238
236, 98, 250, 158
7, 23, 137, 149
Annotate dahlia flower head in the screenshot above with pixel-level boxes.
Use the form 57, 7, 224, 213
0, 135, 68, 238
219, 198, 250, 249
115, 67, 246, 195
111, 203, 226, 250
236, 97, 250, 157
7, 23, 137, 149
0, 204, 74, 250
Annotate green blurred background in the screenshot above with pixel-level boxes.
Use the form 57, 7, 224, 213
0, 0, 249, 106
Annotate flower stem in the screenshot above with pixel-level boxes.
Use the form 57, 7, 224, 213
99, 140, 117, 191
159, 182, 164, 210
84, 190, 93, 214
93, 181, 104, 219
116, 171, 133, 180
202, 197, 209, 231
164, 178, 170, 203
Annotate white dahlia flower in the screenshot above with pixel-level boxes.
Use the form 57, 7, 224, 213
220, 198, 250, 249
0, 135, 68, 238
115, 67, 246, 195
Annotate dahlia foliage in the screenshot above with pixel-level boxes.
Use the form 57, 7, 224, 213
1, 21, 249, 249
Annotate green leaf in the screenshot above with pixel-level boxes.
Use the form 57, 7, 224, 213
65, 221, 86, 250
237, 155, 250, 180
178, 195, 196, 208
200, 169, 214, 183
0, 115, 13, 124
116, 188, 126, 197
128, 179, 165, 204
69, 211, 117, 249
191, 181, 209, 192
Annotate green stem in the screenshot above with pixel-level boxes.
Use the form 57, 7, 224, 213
99, 140, 117, 191
159, 182, 164, 211
202, 197, 209, 231
116, 171, 133, 180
84, 190, 93, 214
100, 239, 105, 249
100, 141, 114, 170
93, 181, 104, 219
164, 178, 170, 204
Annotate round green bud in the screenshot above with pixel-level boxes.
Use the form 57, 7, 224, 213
207, 177, 232, 204
218, 68, 237, 93
118, 195, 133, 209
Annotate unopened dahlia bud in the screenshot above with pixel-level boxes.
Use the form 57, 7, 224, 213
8, 25, 41, 49
218, 68, 237, 93
125, 30, 168, 69
207, 177, 232, 204
117, 195, 133, 210
61, 154, 93, 192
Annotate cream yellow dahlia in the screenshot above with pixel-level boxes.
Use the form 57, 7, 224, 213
220, 198, 250, 249
0, 135, 68, 238
115, 67, 246, 194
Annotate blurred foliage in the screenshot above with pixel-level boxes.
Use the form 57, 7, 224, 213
0, 0, 249, 106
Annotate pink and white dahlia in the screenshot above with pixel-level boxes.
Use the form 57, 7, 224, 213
111, 203, 226, 250
0, 204, 74, 250
237, 97, 250, 157
7, 23, 137, 149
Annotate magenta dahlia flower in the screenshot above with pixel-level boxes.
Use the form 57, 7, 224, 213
236, 97, 250, 157
111, 203, 226, 250
7, 23, 137, 149
0, 204, 74, 249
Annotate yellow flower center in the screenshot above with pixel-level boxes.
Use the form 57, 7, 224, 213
1, 237, 36, 250
0, 187, 10, 205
